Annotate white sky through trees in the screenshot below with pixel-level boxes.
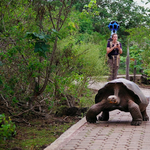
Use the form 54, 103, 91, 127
134, 0, 149, 8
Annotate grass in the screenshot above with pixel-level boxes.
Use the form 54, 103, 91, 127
79, 93, 95, 108
118, 68, 134, 75
0, 118, 78, 150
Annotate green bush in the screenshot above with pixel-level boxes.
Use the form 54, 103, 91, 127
0, 114, 16, 141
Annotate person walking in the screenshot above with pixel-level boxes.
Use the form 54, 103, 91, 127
107, 33, 122, 80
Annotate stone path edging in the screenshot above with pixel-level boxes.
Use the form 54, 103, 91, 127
44, 117, 87, 150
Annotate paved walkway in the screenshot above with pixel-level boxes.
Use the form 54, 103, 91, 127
45, 80, 150, 150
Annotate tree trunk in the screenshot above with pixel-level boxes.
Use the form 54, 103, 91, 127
133, 60, 136, 82
126, 40, 130, 80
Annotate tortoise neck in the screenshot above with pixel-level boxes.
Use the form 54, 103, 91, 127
114, 85, 120, 104
114, 84, 119, 96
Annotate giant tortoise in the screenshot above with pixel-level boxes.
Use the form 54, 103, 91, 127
86, 78, 149, 126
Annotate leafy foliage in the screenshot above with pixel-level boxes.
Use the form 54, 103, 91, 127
25, 31, 53, 58
126, 25, 150, 76
129, 45, 143, 71
0, 114, 16, 141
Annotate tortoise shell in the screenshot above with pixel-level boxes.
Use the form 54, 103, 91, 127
95, 78, 148, 106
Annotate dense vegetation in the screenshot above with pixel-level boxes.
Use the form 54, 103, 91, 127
0, 0, 150, 148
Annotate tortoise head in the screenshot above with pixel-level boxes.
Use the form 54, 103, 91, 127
107, 95, 120, 105
107, 83, 120, 105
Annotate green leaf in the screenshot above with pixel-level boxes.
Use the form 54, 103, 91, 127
38, 35, 45, 40
0, 61, 3, 66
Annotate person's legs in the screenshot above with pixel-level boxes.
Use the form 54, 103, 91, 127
108, 58, 113, 80
114, 56, 120, 79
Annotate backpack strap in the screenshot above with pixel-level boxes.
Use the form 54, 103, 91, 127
110, 41, 119, 48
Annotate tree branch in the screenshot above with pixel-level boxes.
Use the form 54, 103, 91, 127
47, 4, 55, 29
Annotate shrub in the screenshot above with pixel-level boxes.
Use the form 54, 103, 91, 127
0, 114, 16, 141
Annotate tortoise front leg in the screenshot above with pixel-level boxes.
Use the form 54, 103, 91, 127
141, 109, 149, 121
86, 100, 105, 123
98, 111, 109, 121
128, 100, 143, 126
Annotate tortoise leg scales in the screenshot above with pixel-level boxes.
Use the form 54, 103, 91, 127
128, 100, 143, 126
142, 110, 149, 121
98, 111, 109, 121
86, 100, 107, 123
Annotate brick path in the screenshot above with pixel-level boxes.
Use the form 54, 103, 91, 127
45, 86, 150, 150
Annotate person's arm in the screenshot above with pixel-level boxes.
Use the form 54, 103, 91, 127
117, 43, 122, 54
107, 43, 118, 54
107, 46, 115, 54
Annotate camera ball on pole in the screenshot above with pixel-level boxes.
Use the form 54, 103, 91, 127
108, 21, 120, 41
